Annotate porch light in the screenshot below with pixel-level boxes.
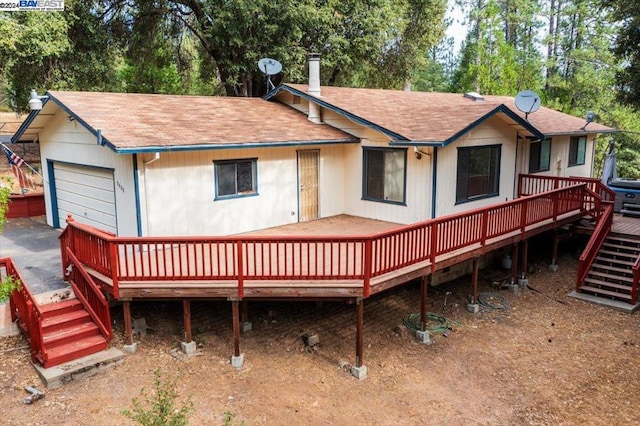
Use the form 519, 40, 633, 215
28, 89, 43, 111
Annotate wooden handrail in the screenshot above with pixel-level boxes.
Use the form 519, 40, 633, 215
576, 203, 614, 288
62, 183, 599, 297
632, 256, 640, 305
1, 257, 45, 364
518, 173, 615, 202
65, 248, 112, 340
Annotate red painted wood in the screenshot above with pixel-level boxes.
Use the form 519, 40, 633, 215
60, 177, 607, 302
6, 193, 45, 219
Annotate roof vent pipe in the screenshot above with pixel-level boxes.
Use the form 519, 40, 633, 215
307, 53, 322, 123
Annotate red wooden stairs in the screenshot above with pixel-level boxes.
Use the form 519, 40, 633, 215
39, 298, 109, 368
578, 235, 640, 304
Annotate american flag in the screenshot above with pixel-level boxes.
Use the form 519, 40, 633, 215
2, 145, 32, 190
2, 145, 25, 167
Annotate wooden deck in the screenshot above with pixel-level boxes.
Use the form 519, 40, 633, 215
65, 183, 594, 301
611, 214, 640, 238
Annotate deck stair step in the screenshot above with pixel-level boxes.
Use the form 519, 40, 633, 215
587, 270, 632, 283
590, 263, 633, 275
38, 299, 109, 368
579, 285, 633, 300
579, 233, 640, 304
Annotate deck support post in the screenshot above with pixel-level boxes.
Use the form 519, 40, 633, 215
241, 300, 252, 332
351, 298, 367, 379
181, 299, 196, 354
416, 275, 431, 344
508, 244, 520, 293
550, 230, 559, 272
230, 299, 244, 368
122, 300, 137, 353
518, 240, 529, 288
467, 258, 480, 314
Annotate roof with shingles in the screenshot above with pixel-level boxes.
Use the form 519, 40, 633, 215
15, 91, 358, 152
279, 84, 615, 143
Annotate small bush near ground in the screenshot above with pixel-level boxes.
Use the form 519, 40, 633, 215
0, 275, 21, 303
122, 370, 193, 426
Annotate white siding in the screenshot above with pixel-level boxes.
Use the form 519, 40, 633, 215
39, 110, 138, 236
139, 145, 349, 236
435, 116, 518, 217
517, 134, 596, 179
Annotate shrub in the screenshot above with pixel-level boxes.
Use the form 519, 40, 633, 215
0, 275, 20, 303
122, 370, 193, 426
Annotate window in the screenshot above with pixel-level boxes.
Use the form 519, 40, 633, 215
363, 148, 406, 204
214, 158, 257, 199
569, 136, 587, 166
529, 139, 551, 173
456, 145, 501, 203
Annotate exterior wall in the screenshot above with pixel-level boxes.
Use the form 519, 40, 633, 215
517, 134, 595, 179
435, 116, 518, 217
276, 94, 433, 225
138, 144, 348, 236
38, 109, 138, 236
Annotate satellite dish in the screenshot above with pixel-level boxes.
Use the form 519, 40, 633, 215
258, 58, 282, 91
514, 90, 541, 119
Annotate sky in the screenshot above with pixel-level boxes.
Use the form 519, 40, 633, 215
445, 2, 467, 54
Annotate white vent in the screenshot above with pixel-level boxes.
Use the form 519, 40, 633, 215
464, 92, 484, 102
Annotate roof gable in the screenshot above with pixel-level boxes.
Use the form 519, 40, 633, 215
267, 84, 615, 145
13, 91, 358, 152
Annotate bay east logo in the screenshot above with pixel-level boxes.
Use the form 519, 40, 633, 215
0, 0, 65, 11
20, 0, 64, 9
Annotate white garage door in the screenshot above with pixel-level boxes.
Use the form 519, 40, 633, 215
53, 162, 117, 234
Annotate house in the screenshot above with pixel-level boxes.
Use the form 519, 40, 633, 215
8, 59, 626, 376
11, 60, 614, 238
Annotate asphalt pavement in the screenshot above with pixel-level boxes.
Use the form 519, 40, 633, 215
0, 216, 66, 294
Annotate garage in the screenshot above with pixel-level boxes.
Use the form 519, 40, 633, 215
52, 162, 117, 233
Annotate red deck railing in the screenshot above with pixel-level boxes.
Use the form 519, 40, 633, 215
2, 257, 45, 364
65, 248, 112, 340
576, 203, 614, 288
60, 183, 596, 299
518, 174, 615, 202
632, 256, 640, 305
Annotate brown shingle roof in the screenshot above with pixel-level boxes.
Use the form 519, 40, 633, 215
284, 84, 615, 142
0, 112, 27, 137
44, 91, 357, 152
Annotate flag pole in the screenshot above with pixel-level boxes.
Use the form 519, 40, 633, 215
0, 142, 42, 177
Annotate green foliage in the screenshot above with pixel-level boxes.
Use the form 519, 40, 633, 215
604, 0, 640, 108
0, 275, 21, 303
451, 0, 544, 94
0, 180, 10, 233
122, 370, 193, 426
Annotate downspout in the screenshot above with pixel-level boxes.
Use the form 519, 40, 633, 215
513, 135, 521, 199
142, 152, 160, 235
431, 147, 438, 219
133, 154, 142, 236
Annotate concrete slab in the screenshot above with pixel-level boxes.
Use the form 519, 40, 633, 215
33, 347, 125, 389
568, 291, 640, 314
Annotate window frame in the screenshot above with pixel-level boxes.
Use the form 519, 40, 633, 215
568, 136, 587, 167
455, 144, 502, 204
528, 138, 551, 173
362, 147, 407, 205
213, 158, 259, 200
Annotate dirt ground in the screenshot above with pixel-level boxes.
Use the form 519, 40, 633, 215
1, 241, 639, 425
